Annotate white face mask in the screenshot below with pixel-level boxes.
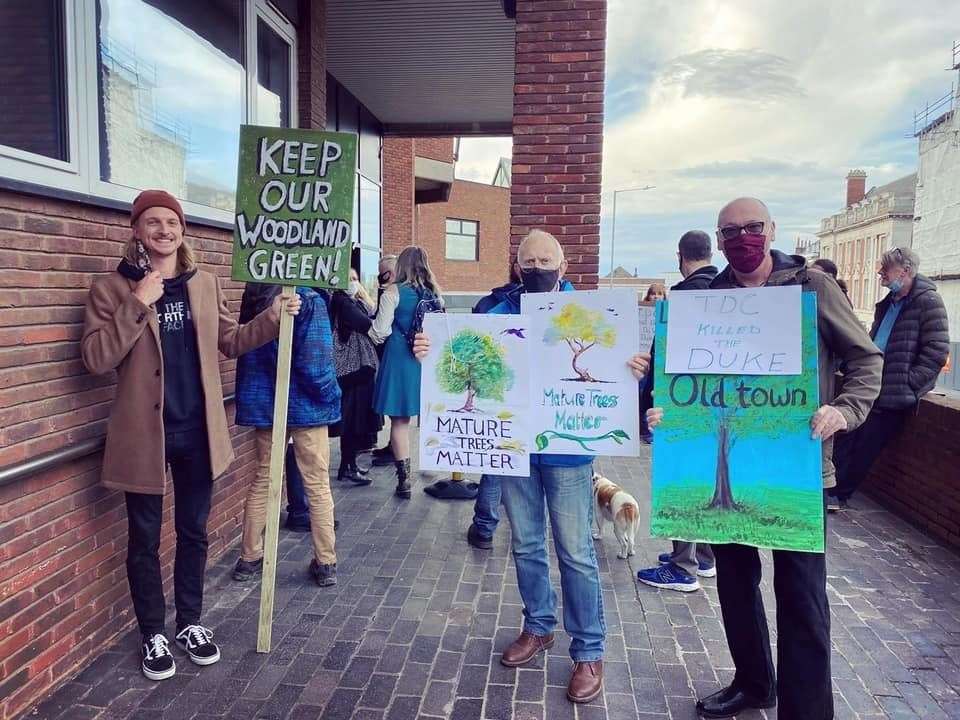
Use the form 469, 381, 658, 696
347, 280, 361, 297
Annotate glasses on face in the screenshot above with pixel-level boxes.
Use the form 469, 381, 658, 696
718, 222, 765, 241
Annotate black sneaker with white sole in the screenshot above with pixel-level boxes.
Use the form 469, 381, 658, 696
175, 624, 221, 666
141, 633, 176, 681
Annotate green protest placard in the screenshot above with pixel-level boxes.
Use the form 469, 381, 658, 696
650, 291, 823, 552
232, 126, 357, 289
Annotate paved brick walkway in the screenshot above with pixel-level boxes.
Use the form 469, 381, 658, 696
21, 442, 960, 720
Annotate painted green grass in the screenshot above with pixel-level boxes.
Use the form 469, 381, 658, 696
651, 481, 824, 552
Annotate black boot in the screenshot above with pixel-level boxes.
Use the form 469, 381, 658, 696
395, 459, 412, 498
349, 462, 372, 486
372, 444, 395, 466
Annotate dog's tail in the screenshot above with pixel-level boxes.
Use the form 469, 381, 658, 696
618, 504, 638, 525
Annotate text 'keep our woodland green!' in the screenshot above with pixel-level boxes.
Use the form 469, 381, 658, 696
232, 126, 358, 289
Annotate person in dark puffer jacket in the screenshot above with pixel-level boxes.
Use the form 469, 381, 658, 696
831, 246, 949, 507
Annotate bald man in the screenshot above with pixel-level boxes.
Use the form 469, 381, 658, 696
414, 230, 647, 704
649, 198, 881, 720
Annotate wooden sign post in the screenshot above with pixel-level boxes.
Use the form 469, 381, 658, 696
231, 125, 357, 652
257, 285, 295, 652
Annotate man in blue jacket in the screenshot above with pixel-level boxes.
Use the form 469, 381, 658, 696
417, 230, 635, 704
232, 285, 343, 588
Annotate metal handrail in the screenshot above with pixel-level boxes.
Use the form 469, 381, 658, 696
0, 394, 235, 488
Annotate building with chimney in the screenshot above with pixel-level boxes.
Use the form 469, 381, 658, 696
912, 42, 960, 341
817, 169, 917, 324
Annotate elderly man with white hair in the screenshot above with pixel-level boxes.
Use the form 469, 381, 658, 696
415, 229, 647, 704
830, 246, 949, 509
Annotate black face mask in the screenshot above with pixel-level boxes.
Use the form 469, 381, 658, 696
520, 267, 560, 293
378, 272, 391, 285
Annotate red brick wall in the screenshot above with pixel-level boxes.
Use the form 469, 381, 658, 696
383, 137, 415, 255
414, 180, 511, 292
511, 0, 606, 289
0, 2, 328, 717
415, 137, 455, 164
297, 0, 326, 129
865, 395, 960, 549
0, 191, 258, 719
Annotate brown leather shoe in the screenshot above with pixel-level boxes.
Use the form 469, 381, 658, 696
566, 660, 603, 703
500, 631, 555, 667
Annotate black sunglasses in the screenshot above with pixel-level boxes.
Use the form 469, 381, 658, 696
719, 222, 765, 241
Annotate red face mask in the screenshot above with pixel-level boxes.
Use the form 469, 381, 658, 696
723, 233, 767, 273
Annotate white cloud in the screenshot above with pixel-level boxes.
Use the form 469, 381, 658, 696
455, 137, 512, 183
600, 0, 960, 276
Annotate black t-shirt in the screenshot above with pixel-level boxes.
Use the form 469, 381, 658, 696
157, 270, 205, 433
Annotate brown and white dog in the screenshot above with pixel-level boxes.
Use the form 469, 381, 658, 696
592, 472, 640, 559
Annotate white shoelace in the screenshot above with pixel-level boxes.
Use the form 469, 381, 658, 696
176, 624, 214, 649
145, 634, 171, 660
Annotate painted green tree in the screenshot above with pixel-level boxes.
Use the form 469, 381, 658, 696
437, 330, 514, 412
658, 313, 820, 512
543, 304, 617, 382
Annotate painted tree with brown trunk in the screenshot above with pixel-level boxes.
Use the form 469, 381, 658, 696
543, 303, 617, 382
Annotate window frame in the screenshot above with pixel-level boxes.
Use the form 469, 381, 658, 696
445, 217, 479, 262
0, 0, 299, 224
0, 0, 85, 186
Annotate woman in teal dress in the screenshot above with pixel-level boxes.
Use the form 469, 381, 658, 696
369, 246, 443, 498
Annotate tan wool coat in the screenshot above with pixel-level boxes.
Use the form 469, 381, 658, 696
81, 269, 279, 494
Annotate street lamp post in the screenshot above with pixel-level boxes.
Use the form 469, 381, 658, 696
609, 185, 655, 287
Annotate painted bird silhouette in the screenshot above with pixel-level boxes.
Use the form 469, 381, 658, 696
500, 328, 526, 339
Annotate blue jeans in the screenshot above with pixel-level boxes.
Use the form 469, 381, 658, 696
472, 474, 502, 538
285, 444, 311, 528
499, 462, 605, 661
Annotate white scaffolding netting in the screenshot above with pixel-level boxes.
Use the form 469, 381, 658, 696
915, 106, 960, 341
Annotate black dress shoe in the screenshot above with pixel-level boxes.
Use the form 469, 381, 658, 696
696, 685, 775, 719
466, 523, 493, 550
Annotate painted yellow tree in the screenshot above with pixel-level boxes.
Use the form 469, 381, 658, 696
543, 304, 617, 382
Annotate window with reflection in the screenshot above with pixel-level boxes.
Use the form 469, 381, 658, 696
0, 1, 68, 161
256, 17, 290, 128
446, 218, 479, 261
96, 0, 244, 211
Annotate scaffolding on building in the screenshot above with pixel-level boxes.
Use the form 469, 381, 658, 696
910, 40, 960, 139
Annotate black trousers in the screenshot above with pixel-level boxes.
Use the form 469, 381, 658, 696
831, 407, 908, 502
125, 429, 213, 637
712, 540, 832, 720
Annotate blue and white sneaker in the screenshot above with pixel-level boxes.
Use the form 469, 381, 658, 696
638, 563, 700, 592
658, 552, 716, 578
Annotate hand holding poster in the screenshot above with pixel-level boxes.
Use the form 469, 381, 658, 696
665, 286, 801, 375
651, 293, 823, 552
419, 314, 532, 476
522, 289, 640, 456
232, 126, 357, 289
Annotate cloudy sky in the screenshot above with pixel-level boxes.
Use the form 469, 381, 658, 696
458, 0, 960, 278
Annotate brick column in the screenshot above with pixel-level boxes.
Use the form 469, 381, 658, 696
382, 137, 415, 253
297, 0, 326, 128
511, 0, 606, 289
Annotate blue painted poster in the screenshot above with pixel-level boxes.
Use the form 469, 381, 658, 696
650, 292, 824, 552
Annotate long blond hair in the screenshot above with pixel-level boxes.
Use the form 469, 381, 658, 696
123, 234, 197, 274
394, 246, 442, 298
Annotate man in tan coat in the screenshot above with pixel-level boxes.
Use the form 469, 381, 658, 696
645, 198, 881, 720
81, 189, 300, 681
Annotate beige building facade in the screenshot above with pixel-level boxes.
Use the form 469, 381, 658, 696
817, 170, 916, 325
